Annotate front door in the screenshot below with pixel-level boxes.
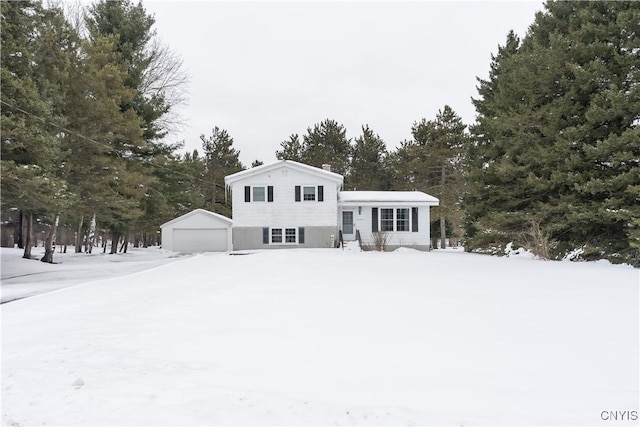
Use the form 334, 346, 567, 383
342, 211, 354, 240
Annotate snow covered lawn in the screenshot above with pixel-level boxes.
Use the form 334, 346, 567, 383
2, 248, 638, 425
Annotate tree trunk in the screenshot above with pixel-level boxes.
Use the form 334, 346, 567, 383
75, 215, 84, 253
440, 164, 447, 250
22, 211, 33, 259
119, 235, 128, 253
110, 231, 120, 254
86, 214, 96, 253
41, 214, 60, 263
16, 211, 24, 248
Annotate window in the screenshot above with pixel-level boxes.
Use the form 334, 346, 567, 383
253, 186, 265, 202
374, 207, 415, 232
295, 185, 324, 202
303, 186, 316, 201
381, 208, 394, 231
267, 227, 299, 244
245, 185, 273, 202
396, 208, 409, 231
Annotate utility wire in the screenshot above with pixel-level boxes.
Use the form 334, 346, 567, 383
0, 98, 212, 186
1, 99, 123, 157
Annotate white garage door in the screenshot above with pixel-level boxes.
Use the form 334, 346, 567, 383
172, 228, 228, 252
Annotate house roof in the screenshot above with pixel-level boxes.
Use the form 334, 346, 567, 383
339, 191, 439, 204
224, 160, 344, 186
160, 208, 233, 228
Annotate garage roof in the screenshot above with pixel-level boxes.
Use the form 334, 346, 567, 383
160, 209, 233, 228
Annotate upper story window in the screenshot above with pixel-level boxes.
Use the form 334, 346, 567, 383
295, 185, 324, 202
303, 186, 316, 201
253, 186, 266, 202
244, 185, 273, 202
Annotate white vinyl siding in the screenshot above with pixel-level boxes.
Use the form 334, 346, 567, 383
229, 165, 340, 228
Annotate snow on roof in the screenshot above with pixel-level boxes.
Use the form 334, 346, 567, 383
339, 191, 439, 204
225, 160, 343, 185
160, 208, 232, 228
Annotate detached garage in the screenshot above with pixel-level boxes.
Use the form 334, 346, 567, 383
161, 209, 233, 253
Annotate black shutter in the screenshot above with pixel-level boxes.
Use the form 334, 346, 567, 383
262, 227, 269, 244
317, 185, 324, 202
372, 208, 378, 232
244, 186, 251, 202
295, 185, 301, 202
298, 227, 305, 244
412, 207, 419, 232
267, 186, 274, 202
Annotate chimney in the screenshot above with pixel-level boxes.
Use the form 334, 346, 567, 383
322, 164, 332, 172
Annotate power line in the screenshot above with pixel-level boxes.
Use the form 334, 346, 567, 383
1, 99, 122, 157
1, 98, 214, 186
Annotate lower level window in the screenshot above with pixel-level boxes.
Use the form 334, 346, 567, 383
271, 228, 297, 244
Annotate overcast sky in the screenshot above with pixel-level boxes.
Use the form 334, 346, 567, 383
142, 1, 545, 165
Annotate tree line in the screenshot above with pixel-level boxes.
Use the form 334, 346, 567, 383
2, 1, 638, 265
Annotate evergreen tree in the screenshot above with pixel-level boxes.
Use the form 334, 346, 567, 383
86, 0, 186, 143
464, 1, 640, 263
200, 127, 245, 217
300, 119, 351, 176
349, 125, 390, 190
275, 134, 303, 162
63, 33, 148, 254
1, 1, 76, 261
410, 106, 468, 248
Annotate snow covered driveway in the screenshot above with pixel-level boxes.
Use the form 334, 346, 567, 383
1, 247, 188, 303
2, 249, 638, 425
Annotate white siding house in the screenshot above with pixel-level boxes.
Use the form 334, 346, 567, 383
338, 191, 439, 251
161, 162, 440, 252
160, 209, 233, 252
224, 161, 344, 250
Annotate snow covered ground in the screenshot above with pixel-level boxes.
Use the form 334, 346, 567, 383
1, 246, 638, 426
1, 246, 189, 303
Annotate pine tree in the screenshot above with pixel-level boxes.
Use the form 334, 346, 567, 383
410, 106, 468, 248
86, 0, 161, 141
275, 134, 303, 162
63, 33, 149, 254
464, 1, 640, 263
200, 127, 245, 217
349, 125, 390, 190
1, 1, 76, 261
300, 119, 351, 176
